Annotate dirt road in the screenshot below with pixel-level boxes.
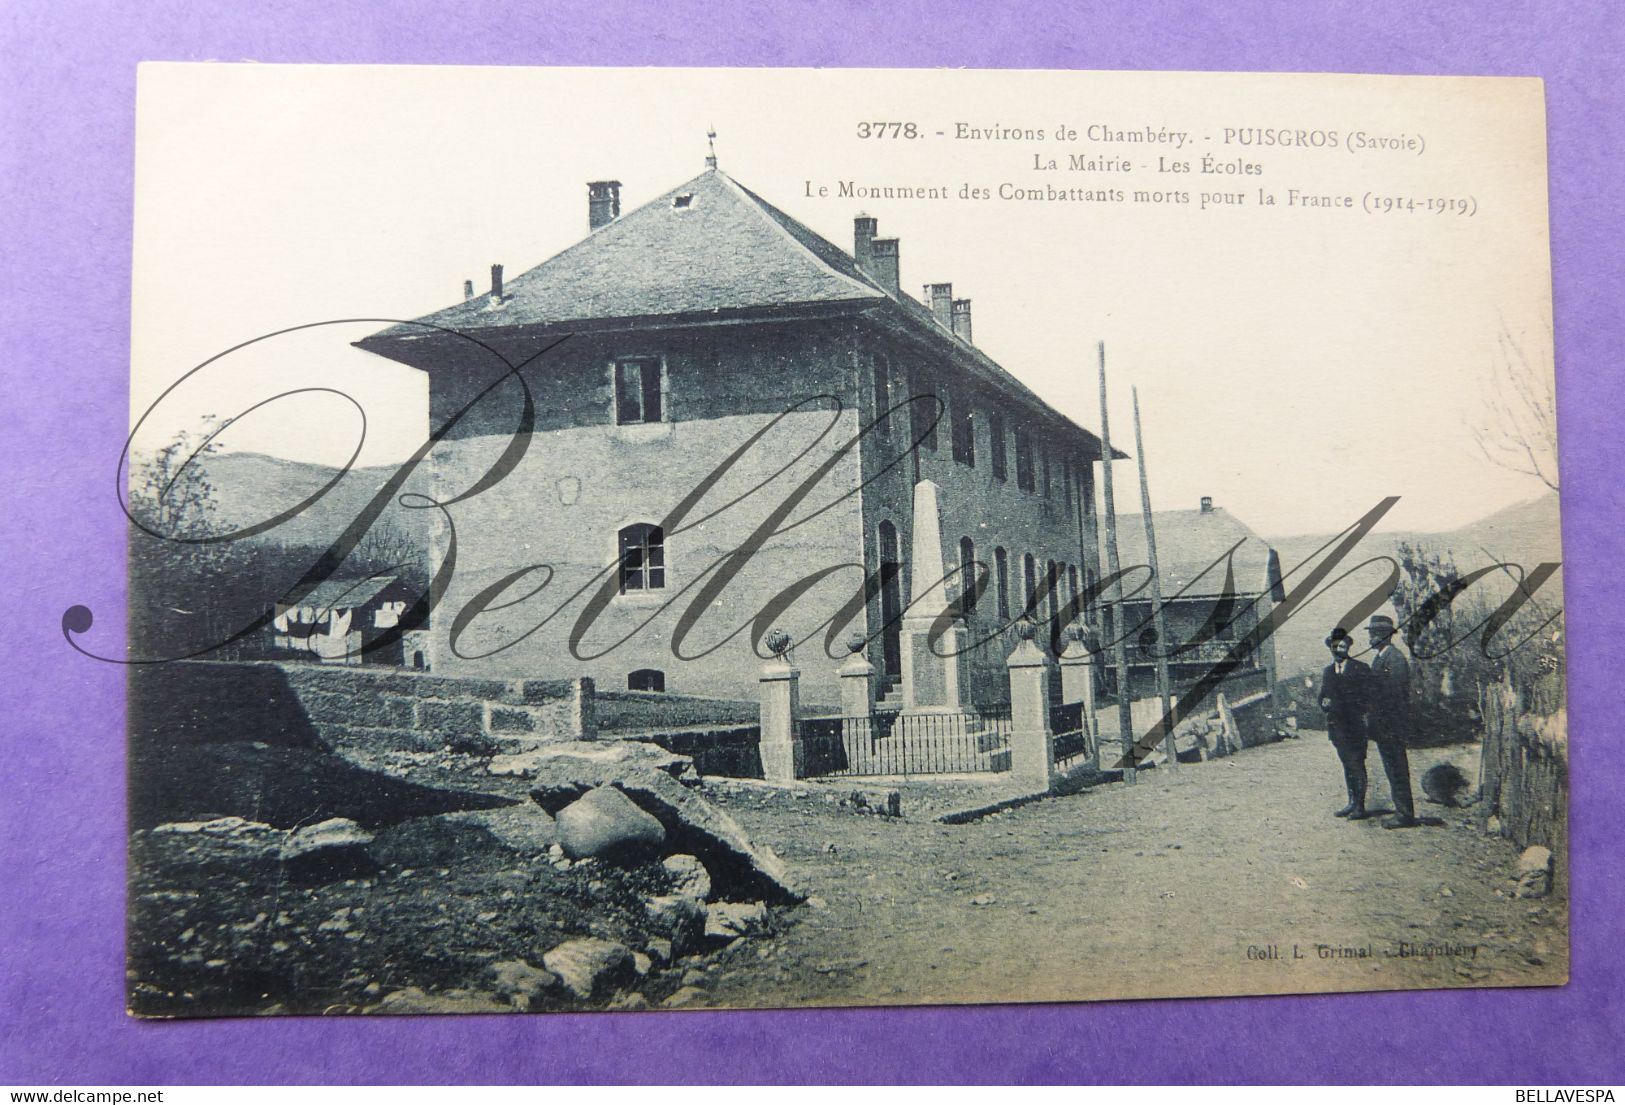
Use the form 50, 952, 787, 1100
699, 735, 1567, 1009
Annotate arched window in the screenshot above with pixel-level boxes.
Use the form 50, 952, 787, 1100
1046, 560, 1059, 623
958, 536, 977, 614
1023, 553, 1038, 616
618, 523, 665, 592
994, 547, 1010, 621
628, 668, 666, 692
872, 354, 893, 437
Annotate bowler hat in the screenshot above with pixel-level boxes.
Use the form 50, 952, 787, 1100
1366, 614, 1397, 634
1324, 627, 1352, 647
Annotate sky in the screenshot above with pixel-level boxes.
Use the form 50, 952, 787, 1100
130, 66, 1557, 537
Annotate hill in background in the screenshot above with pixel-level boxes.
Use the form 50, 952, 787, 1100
1265, 492, 1562, 679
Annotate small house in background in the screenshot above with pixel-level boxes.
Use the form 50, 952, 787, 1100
1101, 496, 1286, 709
270, 575, 415, 666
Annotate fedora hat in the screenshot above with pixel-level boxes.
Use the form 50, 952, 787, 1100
1324, 627, 1353, 647
1366, 614, 1397, 634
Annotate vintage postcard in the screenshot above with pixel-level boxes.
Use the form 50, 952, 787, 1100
118, 65, 1565, 1016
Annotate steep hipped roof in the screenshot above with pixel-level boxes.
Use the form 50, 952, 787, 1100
369, 170, 882, 338
359, 166, 1120, 454
1107, 506, 1282, 600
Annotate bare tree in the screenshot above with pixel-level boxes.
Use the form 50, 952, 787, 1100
1470, 322, 1559, 492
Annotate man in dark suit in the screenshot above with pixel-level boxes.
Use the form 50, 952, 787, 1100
1366, 613, 1419, 828
1317, 627, 1373, 819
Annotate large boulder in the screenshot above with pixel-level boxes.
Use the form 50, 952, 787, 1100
542, 937, 637, 1001
612, 770, 803, 903
496, 741, 692, 787
555, 786, 666, 864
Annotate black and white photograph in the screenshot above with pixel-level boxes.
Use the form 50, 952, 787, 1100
117, 65, 1566, 1017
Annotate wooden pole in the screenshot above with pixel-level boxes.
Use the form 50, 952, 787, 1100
1133, 386, 1179, 772
1097, 342, 1136, 782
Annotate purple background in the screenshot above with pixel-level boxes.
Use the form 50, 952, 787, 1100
3, 0, 1621, 1085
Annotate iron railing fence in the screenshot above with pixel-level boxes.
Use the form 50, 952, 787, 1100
802, 707, 1011, 777
1051, 700, 1097, 769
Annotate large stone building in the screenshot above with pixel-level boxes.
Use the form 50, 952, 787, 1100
357, 160, 1115, 706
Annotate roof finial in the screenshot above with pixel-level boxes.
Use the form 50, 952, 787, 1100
705, 126, 718, 170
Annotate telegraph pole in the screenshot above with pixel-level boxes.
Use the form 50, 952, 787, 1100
1133, 386, 1179, 771
1097, 342, 1136, 782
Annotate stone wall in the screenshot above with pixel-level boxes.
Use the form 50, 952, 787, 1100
131, 661, 594, 757
596, 691, 759, 733
1480, 683, 1568, 889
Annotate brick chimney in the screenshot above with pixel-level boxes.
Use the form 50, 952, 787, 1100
588, 180, 622, 231
951, 299, 973, 344
1200, 496, 1214, 513
853, 215, 877, 271
490, 263, 504, 304
870, 238, 901, 295
463, 279, 474, 301
925, 283, 953, 328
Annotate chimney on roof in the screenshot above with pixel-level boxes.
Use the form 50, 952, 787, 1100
490, 264, 504, 304
925, 283, 953, 329
588, 180, 622, 231
951, 298, 973, 344
870, 238, 901, 295
463, 279, 474, 301
1200, 496, 1214, 514
853, 215, 877, 270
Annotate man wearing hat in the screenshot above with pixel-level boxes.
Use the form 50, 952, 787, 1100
1317, 627, 1373, 819
1366, 613, 1419, 828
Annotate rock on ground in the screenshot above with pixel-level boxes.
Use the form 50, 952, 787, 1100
443, 804, 557, 855
705, 901, 770, 941
543, 937, 638, 1001
662, 854, 712, 901
495, 741, 692, 788
489, 959, 559, 1011
279, 818, 376, 881
371, 986, 511, 1014
610, 770, 803, 903
555, 786, 666, 864
1515, 845, 1553, 898
644, 894, 708, 956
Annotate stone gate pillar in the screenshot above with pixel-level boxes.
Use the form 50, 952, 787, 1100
758, 642, 803, 784
838, 635, 877, 719
1007, 621, 1056, 792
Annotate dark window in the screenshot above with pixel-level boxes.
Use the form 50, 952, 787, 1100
989, 413, 1008, 481
951, 396, 975, 466
618, 523, 665, 592
1023, 553, 1038, 615
872, 354, 892, 437
994, 547, 1010, 621
911, 379, 939, 451
615, 358, 663, 424
1046, 560, 1059, 623
1015, 430, 1035, 491
628, 668, 666, 692
958, 536, 977, 614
